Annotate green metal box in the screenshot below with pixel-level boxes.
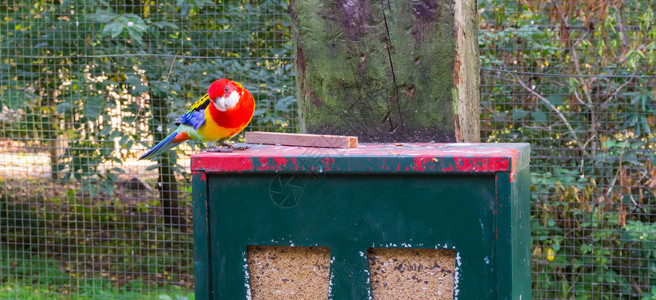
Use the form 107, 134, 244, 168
191, 143, 530, 299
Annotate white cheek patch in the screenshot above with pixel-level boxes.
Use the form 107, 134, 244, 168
213, 91, 241, 112
224, 91, 240, 110
214, 97, 226, 111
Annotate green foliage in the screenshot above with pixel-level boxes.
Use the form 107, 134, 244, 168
0, 178, 194, 295
1, 278, 194, 299
2, 0, 655, 297
480, 0, 656, 297
0, 0, 295, 196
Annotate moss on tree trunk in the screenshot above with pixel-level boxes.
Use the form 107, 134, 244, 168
290, 0, 479, 142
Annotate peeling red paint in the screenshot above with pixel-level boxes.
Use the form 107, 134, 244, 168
192, 155, 254, 172
455, 157, 474, 171
510, 150, 518, 182
413, 157, 427, 171
495, 175, 498, 191
322, 157, 335, 171
193, 170, 208, 182
454, 157, 511, 176
258, 157, 269, 171
273, 157, 288, 167
190, 143, 528, 180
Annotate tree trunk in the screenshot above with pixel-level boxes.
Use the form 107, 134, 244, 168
40, 74, 61, 182
149, 89, 182, 228
290, 0, 479, 142
47, 91, 60, 182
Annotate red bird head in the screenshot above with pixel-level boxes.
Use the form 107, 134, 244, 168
205, 79, 255, 130
207, 79, 246, 112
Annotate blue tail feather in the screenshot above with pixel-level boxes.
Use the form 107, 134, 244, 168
139, 132, 180, 161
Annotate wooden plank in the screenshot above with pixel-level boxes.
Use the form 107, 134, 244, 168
245, 132, 358, 149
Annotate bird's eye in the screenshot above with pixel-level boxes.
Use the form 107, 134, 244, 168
224, 86, 230, 95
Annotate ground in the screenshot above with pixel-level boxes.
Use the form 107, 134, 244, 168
0, 139, 195, 298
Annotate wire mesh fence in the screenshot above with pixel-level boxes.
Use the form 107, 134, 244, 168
479, 0, 656, 298
1, 0, 655, 299
1, 0, 294, 298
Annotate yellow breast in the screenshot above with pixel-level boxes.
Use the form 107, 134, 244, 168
196, 108, 241, 142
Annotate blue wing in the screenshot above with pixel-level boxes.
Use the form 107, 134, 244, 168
175, 94, 210, 130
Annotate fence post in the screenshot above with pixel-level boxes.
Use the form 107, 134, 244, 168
290, 0, 480, 142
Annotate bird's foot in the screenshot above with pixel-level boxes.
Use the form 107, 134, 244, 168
203, 143, 250, 153
204, 145, 234, 153
222, 142, 250, 151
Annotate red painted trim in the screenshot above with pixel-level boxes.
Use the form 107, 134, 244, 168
191, 155, 254, 172
273, 157, 288, 167
190, 143, 528, 181
454, 157, 510, 173
412, 157, 427, 171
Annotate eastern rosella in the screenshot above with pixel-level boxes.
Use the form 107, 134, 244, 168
138, 79, 255, 160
